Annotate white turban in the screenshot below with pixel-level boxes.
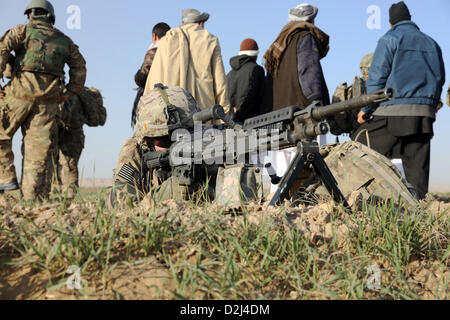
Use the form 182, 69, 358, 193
288, 3, 318, 23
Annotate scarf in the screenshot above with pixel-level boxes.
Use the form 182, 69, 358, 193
264, 21, 330, 77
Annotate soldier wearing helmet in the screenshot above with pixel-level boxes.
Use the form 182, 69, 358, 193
359, 53, 374, 81
0, 0, 86, 200
327, 53, 374, 138
108, 85, 200, 207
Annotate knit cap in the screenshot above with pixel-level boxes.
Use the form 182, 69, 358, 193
239, 38, 259, 57
389, 1, 411, 25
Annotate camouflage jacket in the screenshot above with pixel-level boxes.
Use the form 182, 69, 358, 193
327, 76, 366, 136
0, 19, 86, 102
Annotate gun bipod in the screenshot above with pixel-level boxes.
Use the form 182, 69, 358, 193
269, 141, 350, 210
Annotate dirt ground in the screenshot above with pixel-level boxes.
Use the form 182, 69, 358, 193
0, 191, 449, 300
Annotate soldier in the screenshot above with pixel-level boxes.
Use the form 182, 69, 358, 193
0, 0, 86, 200
327, 53, 374, 138
109, 84, 263, 208
55, 87, 106, 198
108, 85, 201, 207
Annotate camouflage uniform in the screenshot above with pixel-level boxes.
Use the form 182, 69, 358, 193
53, 87, 105, 198
108, 85, 202, 207
0, 18, 86, 200
57, 127, 84, 197
328, 53, 373, 137
54, 94, 85, 197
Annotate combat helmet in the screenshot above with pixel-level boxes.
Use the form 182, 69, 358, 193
24, 0, 56, 24
360, 53, 374, 80
134, 84, 200, 142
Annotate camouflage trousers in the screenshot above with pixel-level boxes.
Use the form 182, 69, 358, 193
53, 126, 84, 198
0, 95, 58, 200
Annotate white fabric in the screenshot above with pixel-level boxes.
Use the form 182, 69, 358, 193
318, 135, 327, 146
148, 41, 159, 50
268, 148, 297, 193
238, 50, 259, 57
181, 10, 210, 24
391, 159, 406, 179
288, 3, 318, 23
267, 136, 326, 192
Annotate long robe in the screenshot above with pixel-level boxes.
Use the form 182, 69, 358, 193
144, 23, 229, 113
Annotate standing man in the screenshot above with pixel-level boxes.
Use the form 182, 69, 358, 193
264, 3, 330, 112
144, 9, 229, 113
132, 22, 170, 128
263, 3, 330, 196
226, 38, 265, 123
0, 0, 86, 200
357, 1, 445, 199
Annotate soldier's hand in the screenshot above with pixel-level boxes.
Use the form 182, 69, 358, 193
357, 111, 366, 124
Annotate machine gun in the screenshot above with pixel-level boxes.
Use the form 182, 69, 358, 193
143, 88, 394, 207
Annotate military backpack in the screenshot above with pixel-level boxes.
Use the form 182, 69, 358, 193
59, 87, 107, 129
316, 141, 418, 209
78, 87, 107, 127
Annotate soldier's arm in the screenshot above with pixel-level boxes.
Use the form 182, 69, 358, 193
0, 25, 26, 77
65, 40, 87, 97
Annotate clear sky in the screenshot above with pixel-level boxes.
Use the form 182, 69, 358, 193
1, 0, 449, 184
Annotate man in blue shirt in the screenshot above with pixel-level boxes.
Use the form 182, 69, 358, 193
356, 1, 445, 199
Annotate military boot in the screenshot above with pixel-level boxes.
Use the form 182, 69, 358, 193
0, 178, 19, 191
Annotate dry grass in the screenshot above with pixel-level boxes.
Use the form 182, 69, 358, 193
0, 188, 449, 300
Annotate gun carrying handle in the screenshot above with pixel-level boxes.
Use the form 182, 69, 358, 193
192, 104, 237, 128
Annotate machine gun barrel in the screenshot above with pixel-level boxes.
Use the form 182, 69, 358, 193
309, 88, 394, 120
192, 105, 225, 122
